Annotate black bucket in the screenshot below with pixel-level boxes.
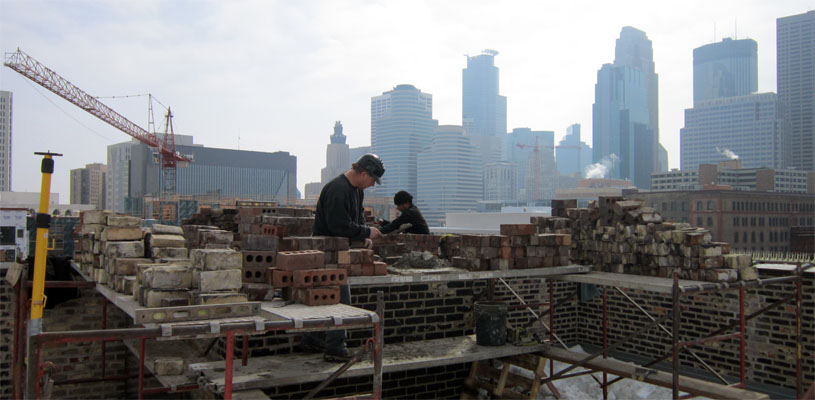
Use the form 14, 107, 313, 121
474, 301, 508, 346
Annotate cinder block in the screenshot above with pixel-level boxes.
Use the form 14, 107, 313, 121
102, 227, 143, 241
154, 358, 184, 376
150, 234, 186, 248
292, 268, 347, 288
275, 250, 325, 270
295, 286, 341, 306
191, 249, 242, 271
194, 269, 243, 291
105, 241, 145, 258
268, 268, 293, 287
107, 214, 141, 228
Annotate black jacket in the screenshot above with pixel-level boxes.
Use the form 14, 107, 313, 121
312, 174, 370, 241
380, 204, 430, 234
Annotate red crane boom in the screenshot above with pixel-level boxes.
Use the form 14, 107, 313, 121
3, 48, 191, 193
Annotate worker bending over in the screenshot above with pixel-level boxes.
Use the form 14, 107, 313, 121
380, 190, 429, 234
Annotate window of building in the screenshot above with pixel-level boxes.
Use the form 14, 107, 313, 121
759, 217, 764, 227
696, 216, 703, 227
671, 202, 676, 211
743, 232, 747, 242
696, 201, 702, 211
751, 217, 756, 227
707, 201, 714, 211
751, 232, 756, 243
707, 217, 713, 226
759, 232, 764, 242
734, 217, 739, 226
734, 232, 739, 243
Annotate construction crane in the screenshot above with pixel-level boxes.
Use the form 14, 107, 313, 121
3, 48, 191, 195
516, 137, 548, 200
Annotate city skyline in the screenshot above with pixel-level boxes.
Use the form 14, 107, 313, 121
0, 1, 810, 200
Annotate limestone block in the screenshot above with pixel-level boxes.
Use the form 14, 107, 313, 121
723, 254, 752, 268
151, 224, 184, 236
194, 269, 242, 291
700, 245, 722, 257
109, 258, 152, 276
154, 358, 184, 376
82, 210, 110, 225
81, 223, 105, 235
191, 249, 242, 271
102, 227, 143, 241
738, 266, 759, 281
151, 247, 189, 259
144, 265, 192, 289
105, 241, 145, 258
191, 291, 248, 305
149, 234, 186, 248
106, 214, 141, 228
143, 289, 189, 307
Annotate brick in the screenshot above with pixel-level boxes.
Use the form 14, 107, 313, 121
499, 224, 536, 236
243, 234, 279, 251
242, 251, 277, 268
101, 227, 143, 241
104, 241, 145, 258
275, 250, 325, 270
151, 224, 184, 235
149, 234, 186, 248
151, 247, 188, 259
194, 269, 243, 291
106, 214, 141, 228
143, 265, 192, 290
373, 261, 388, 276
292, 268, 348, 288
191, 249, 242, 271
269, 268, 293, 287
242, 265, 268, 283
154, 358, 184, 376
361, 263, 375, 276
345, 264, 363, 277
295, 286, 341, 306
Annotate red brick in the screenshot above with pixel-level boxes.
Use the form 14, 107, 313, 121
373, 262, 387, 276
269, 268, 293, 287
296, 286, 341, 306
242, 265, 268, 283
275, 250, 325, 270
292, 268, 347, 288
361, 263, 375, 276
345, 264, 363, 276
242, 251, 277, 267
500, 224, 536, 236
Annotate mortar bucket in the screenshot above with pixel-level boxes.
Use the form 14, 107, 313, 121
474, 301, 508, 346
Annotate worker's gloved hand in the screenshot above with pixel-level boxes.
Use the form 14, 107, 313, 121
364, 238, 373, 249
369, 226, 382, 239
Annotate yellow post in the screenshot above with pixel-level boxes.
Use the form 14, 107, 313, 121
27, 151, 61, 399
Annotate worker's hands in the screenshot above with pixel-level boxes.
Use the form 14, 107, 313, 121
369, 226, 382, 239
364, 238, 373, 249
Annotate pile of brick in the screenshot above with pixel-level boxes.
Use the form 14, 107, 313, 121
181, 224, 234, 250
547, 198, 755, 282
76, 211, 145, 284
373, 234, 442, 260
441, 227, 571, 271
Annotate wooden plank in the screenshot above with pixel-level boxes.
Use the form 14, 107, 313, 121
190, 335, 549, 393
552, 271, 707, 294
541, 347, 769, 400
350, 265, 591, 285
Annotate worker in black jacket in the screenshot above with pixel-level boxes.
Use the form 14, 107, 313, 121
304, 153, 384, 362
380, 191, 430, 234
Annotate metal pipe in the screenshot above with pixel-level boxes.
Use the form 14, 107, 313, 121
672, 272, 680, 400
241, 335, 248, 367
225, 331, 234, 400
678, 274, 800, 293
54, 374, 139, 385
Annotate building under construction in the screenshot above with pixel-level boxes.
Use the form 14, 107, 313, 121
1, 197, 812, 400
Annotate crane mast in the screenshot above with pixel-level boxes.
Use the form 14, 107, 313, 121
3, 48, 190, 195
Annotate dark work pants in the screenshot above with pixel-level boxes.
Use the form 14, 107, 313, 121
303, 284, 351, 353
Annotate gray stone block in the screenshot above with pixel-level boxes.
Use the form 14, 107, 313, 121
154, 358, 184, 376
106, 214, 141, 228
143, 289, 189, 307
102, 227, 143, 241
143, 265, 192, 289
193, 269, 242, 291
191, 249, 242, 271
104, 241, 145, 258
151, 247, 189, 259
191, 291, 248, 305
150, 234, 186, 248
151, 224, 184, 235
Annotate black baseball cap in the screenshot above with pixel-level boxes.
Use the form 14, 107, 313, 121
355, 153, 385, 184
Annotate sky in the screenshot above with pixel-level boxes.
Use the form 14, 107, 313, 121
0, 0, 811, 202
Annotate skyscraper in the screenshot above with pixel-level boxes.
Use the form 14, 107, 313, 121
70, 163, 107, 209
0, 91, 12, 191
321, 121, 350, 184
556, 124, 592, 178
483, 162, 517, 202
504, 128, 556, 201
371, 84, 437, 198
693, 38, 758, 103
416, 126, 481, 226
777, 11, 815, 171
462, 49, 507, 164
593, 27, 660, 189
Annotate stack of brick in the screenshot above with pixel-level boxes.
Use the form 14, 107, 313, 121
189, 248, 248, 305
441, 228, 571, 272
181, 225, 234, 250
147, 224, 188, 260
77, 211, 146, 285
373, 234, 442, 260
137, 260, 193, 307
234, 207, 314, 250
336, 248, 387, 277
181, 207, 239, 233
551, 197, 755, 282
268, 250, 346, 306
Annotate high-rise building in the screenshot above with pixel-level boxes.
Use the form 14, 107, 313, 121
321, 121, 350, 183
504, 128, 556, 201
556, 124, 592, 178
483, 162, 517, 202
107, 135, 296, 214
371, 84, 437, 198
70, 163, 107, 209
681, 93, 783, 170
349, 146, 371, 163
417, 126, 481, 226
777, 11, 815, 171
0, 91, 12, 191
693, 38, 758, 103
593, 27, 660, 189
462, 49, 507, 164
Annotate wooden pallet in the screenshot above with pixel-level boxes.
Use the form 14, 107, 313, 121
463, 353, 559, 399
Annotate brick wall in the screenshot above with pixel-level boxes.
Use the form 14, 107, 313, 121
0, 266, 14, 399
577, 269, 813, 392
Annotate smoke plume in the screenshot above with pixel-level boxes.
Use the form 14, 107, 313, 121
716, 147, 739, 160
585, 154, 619, 179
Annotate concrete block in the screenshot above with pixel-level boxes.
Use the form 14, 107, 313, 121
150, 234, 186, 248
151, 247, 188, 259
154, 358, 185, 376
723, 254, 752, 268
191, 249, 242, 271
700, 245, 722, 257
144, 265, 192, 289
194, 269, 243, 291
151, 224, 184, 235
199, 229, 234, 245
275, 250, 325, 270
105, 241, 145, 258
102, 227, 143, 241
703, 268, 738, 282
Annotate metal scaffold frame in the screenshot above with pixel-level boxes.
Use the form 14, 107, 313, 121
11, 273, 386, 400
538, 265, 807, 400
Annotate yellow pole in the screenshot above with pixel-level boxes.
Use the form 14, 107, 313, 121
27, 151, 61, 399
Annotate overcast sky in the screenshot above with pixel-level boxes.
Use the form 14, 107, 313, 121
1, 1, 811, 201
